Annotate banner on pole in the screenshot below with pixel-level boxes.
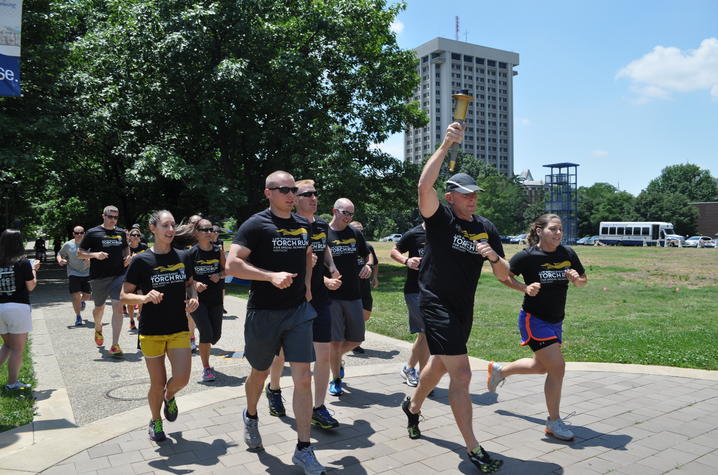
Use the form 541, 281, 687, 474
0, 0, 23, 96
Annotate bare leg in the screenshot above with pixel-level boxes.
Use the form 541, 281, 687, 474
533, 344, 565, 420
110, 300, 123, 346
362, 309, 371, 322
290, 362, 313, 442
269, 349, 285, 390
407, 332, 430, 372
164, 347, 192, 400
330, 341, 360, 379
92, 304, 104, 333
71, 292, 82, 316
313, 342, 331, 407
144, 356, 168, 420
245, 367, 270, 416
409, 354, 446, 414
199, 343, 211, 368
1, 333, 27, 385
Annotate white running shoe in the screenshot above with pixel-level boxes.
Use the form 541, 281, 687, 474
292, 446, 326, 475
545, 416, 575, 441
400, 365, 419, 387
242, 409, 263, 450
486, 361, 505, 393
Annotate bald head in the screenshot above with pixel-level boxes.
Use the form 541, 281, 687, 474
266, 170, 294, 188
333, 198, 354, 210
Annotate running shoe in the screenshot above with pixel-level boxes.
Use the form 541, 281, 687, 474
328, 378, 343, 396
292, 445, 326, 475
109, 344, 123, 358
201, 367, 216, 382
242, 408, 263, 450
163, 397, 178, 422
75, 315, 83, 326
352, 345, 365, 354
81, 301, 86, 311
401, 396, 421, 439
148, 419, 166, 442
311, 405, 339, 429
487, 361, 505, 393
190, 339, 198, 353
545, 416, 575, 441
94, 331, 104, 347
5, 381, 32, 390
400, 365, 419, 387
467, 445, 503, 473
265, 383, 286, 417
129, 319, 136, 330
339, 360, 345, 379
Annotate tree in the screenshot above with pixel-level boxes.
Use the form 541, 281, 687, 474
644, 164, 718, 202
577, 183, 637, 236
634, 190, 698, 235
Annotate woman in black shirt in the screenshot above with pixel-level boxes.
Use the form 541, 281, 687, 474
0, 229, 40, 390
125, 227, 149, 329
488, 214, 587, 441
121, 210, 199, 442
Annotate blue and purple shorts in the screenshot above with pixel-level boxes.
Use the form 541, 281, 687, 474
518, 309, 562, 352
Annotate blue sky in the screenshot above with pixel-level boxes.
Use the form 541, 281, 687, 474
379, 0, 718, 196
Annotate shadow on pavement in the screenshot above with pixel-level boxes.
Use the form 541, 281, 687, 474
94, 347, 144, 363
331, 384, 405, 409
346, 348, 400, 360
495, 409, 632, 450
148, 433, 237, 474
421, 433, 564, 474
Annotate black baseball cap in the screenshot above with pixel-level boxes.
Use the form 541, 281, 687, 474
446, 173, 484, 193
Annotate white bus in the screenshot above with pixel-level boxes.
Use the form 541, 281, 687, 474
598, 221, 678, 246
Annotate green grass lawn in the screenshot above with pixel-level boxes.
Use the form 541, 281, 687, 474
228, 243, 718, 370
0, 338, 37, 431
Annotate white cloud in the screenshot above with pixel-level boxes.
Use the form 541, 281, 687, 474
591, 149, 609, 157
519, 117, 531, 126
390, 20, 404, 34
617, 37, 718, 102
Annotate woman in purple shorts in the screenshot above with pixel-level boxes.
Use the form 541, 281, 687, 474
487, 214, 587, 441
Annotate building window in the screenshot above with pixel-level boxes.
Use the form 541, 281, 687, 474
451, 53, 461, 60
476, 58, 484, 64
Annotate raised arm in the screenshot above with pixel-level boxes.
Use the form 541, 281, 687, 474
418, 122, 463, 218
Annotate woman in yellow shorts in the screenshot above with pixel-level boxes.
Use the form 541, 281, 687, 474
121, 210, 199, 442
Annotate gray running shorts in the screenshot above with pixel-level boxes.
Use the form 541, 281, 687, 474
244, 301, 316, 371
329, 298, 365, 343
90, 274, 125, 307
405, 293, 424, 334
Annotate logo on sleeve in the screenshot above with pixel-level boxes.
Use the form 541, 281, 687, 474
151, 262, 187, 287
538, 261, 570, 283
273, 228, 309, 252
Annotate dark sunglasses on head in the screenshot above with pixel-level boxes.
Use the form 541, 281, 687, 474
268, 186, 298, 194
104, 214, 119, 219
73, 231, 85, 235
339, 209, 354, 217
129, 233, 141, 237
197, 227, 213, 232
297, 191, 318, 198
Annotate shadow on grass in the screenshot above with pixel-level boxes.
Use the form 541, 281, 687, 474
495, 409, 632, 450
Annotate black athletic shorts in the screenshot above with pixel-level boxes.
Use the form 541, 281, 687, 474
191, 302, 223, 345
68, 275, 91, 294
311, 299, 332, 343
420, 296, 473, 356
360, 279, 373, 312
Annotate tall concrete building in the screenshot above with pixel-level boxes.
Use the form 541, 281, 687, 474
405, 38, 519, 176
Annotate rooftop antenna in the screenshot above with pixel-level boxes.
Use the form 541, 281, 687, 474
455, 16, 459, 41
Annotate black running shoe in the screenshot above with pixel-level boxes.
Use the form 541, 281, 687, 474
312, 405, 339, 429
265, 383, 286, 417
467, 446, 503, 473
148, 419, 166, 442
163, 397, 178, 422
401, 396, 421, 439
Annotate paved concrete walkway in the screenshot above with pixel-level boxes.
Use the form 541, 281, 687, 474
1, 264, 717, 474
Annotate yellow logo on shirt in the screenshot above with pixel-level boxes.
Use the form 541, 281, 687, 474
277, 228, 309, 237
311, 232, 327, 241
460, 231, 488, 241
153, 263, 186, 273
540, 261, 571, 270
331, 238, 356, 245
196, 259, 219, 265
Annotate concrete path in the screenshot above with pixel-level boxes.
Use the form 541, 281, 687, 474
0, 263, 717, 474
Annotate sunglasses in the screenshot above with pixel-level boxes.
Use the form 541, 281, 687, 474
338, 209, 354, 217
73, 231, 85, 235
197, 227, 213, 232
268, 186, 298, 195
297, 191, 318, 198
129, 233, 141, 237
104, 214, 119, 220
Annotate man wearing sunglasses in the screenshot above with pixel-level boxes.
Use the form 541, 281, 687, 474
226, 170, 325, 474
78, 205, 130, 357
326, 198, 371, 397
57, 226, 92, 326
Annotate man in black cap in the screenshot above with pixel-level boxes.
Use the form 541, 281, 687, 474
401, 122, 509, 473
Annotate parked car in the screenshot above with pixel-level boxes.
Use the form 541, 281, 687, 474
500, 235, 512, 243
510, 233, 527, 244
576, 235, 601, 245
684, 236, 716, 248
665, 234, 685, 247
380, 233, 402, 242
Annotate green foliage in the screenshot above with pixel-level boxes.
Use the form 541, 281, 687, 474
0, 338, 36, 431
635, 190, 699, 235
644, 164, 718, 202
578, 183, 637, 236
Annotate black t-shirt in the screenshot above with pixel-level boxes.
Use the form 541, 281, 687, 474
124, 248, 194, 335
80, 226, 128, 279
130, 242, 149, 256
0, 258, 34, 305
396, 225, 427, 294
327, 225, 369, 301
509, 245, 585, 323
188, 244, 224, 306
233, 209, 311, 310
418, 204, 505, 315
308, 217, 330, 303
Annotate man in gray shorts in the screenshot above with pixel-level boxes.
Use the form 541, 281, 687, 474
78, 205, 129, 357
326, 198, 371, 397
57, 225, 92, 327
225, 170, 325, 474
390, 222, 428, 388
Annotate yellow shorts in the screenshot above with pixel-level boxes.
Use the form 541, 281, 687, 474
139, 331, 191, 358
